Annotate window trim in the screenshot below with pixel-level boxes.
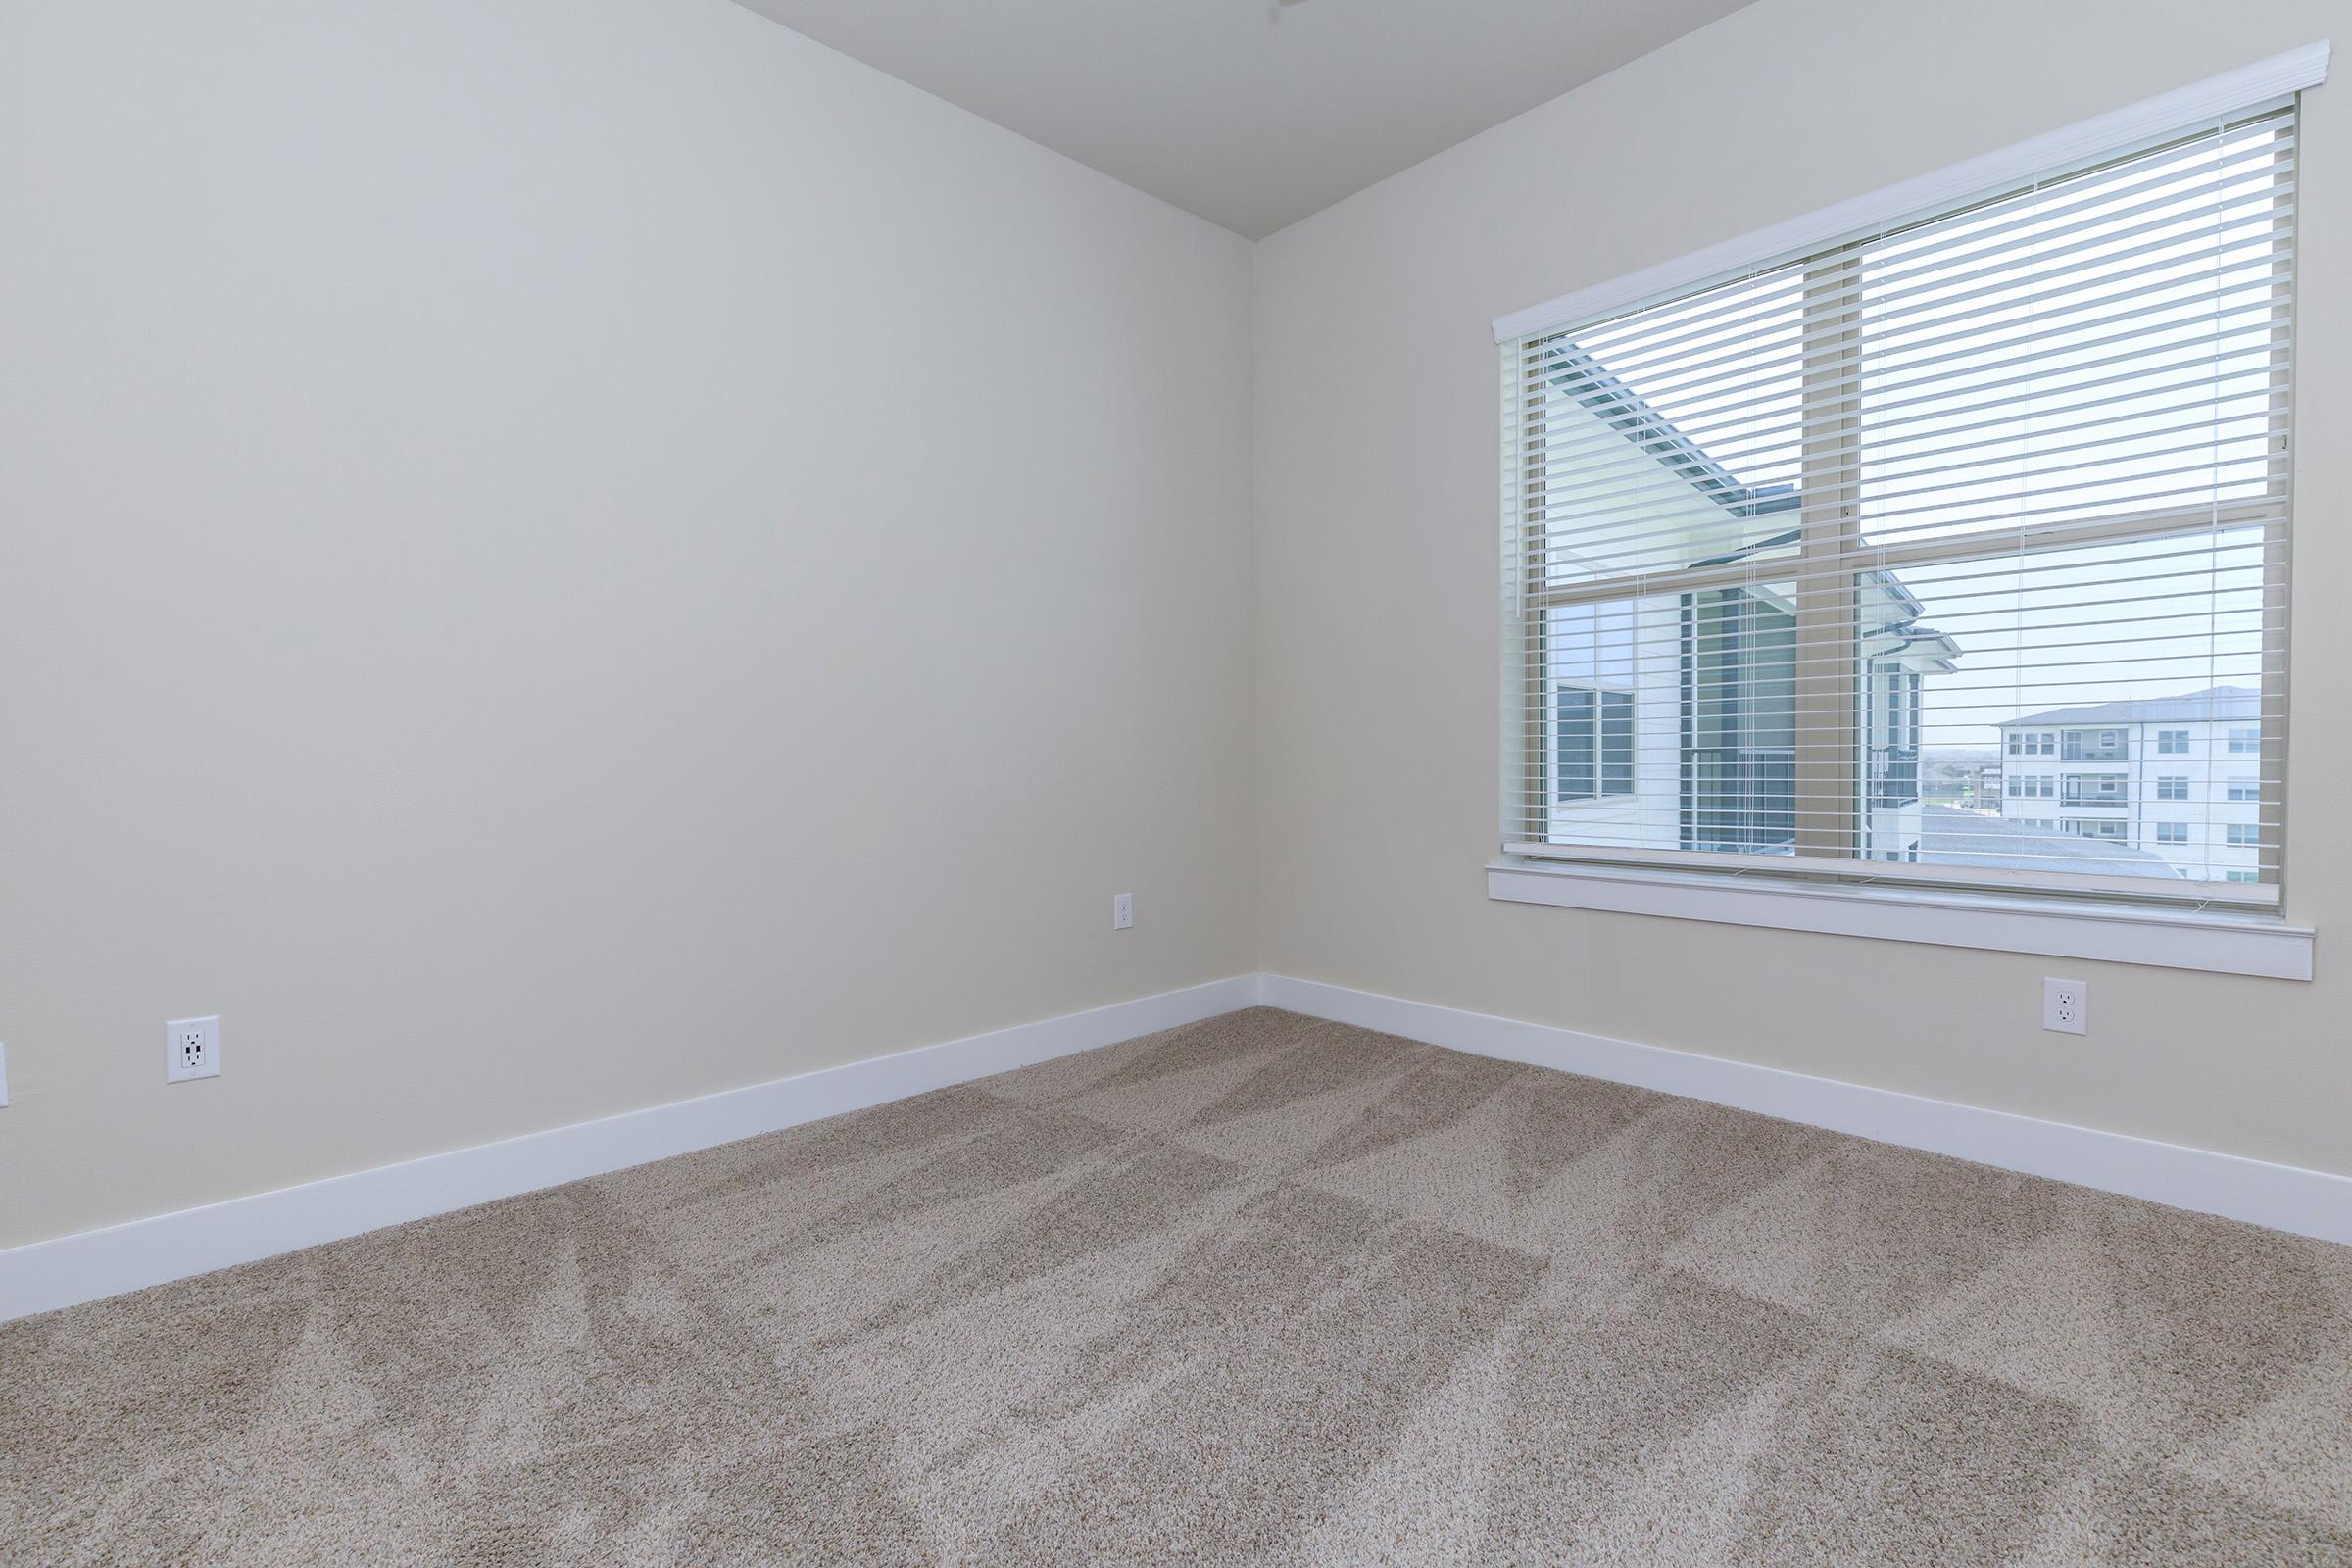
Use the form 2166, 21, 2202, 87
1499, 838, 2278, 907
1489, 859, 2312, 980
1498, 60, 2315, 917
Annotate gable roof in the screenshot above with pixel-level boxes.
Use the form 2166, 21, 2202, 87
1999, 686, 2260, 728
1543, 347, 1799, 522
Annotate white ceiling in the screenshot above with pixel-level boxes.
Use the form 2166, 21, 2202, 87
729, 0, 1756, 239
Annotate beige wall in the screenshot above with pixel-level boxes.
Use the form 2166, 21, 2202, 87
8, 0, 2347, 1256
0, 0, 1257, 1248
1252, 0, 2352, 1178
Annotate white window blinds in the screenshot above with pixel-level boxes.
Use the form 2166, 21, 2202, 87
1501, 104, 2297, 906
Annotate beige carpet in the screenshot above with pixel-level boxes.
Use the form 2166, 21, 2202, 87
5, 1007, 2350, 1566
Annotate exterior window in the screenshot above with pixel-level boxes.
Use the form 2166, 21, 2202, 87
1502, 108, 2294, 903
2227, 823, 2261, 846
2154, 823, 2188, 844
1602, 695, 1634, 796
2227, 779, 2261, 802
2225, 870, 2260, 883
2229, 727, 2261, 755
1554, 689, 1596, 802
1553, 688, 1635, 802
1548, 602, 1637, 803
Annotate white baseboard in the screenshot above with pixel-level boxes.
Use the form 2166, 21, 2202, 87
10, 967, 2343, 1322
1254, 973, 2352, 1249
0, 976, 1257, 1324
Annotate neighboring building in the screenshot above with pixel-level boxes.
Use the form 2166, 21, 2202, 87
1994, 687, 2267, 883
1971, 762, 2002, 808
1527, 350, 1959, 864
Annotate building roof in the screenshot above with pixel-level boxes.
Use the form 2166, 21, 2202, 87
1997, 686, 2259, 729
1543, 345, 1962, 674
1543, 346, 1798, 522
1916, 805, 2185, 879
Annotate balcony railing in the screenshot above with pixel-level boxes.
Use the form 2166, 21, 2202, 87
1868, 746, 1920, 810
2061, 775, 2130, 808
1682, 744, 1917, 846
2062, 731, 2129, 761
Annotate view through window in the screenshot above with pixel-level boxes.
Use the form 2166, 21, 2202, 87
1504, 106, 2294, 899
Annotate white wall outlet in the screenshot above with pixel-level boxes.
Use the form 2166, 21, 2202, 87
1111, 892, 1134, 931
166, 1016, 220, 1082
2041, 978, 2087, 1036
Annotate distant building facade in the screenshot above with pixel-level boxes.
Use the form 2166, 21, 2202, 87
1993, 687, 2267, 884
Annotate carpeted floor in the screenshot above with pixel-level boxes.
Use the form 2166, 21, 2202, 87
5, 1007, 2350, 1565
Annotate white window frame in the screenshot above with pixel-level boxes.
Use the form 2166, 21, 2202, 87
1488, 45, 2326, 980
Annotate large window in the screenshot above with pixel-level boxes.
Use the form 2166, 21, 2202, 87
1503, 106, 2293, 904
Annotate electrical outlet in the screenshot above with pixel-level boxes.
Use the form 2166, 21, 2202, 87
166, 1016, 220, 1082
2041, 978, 2087, 1036
1112, 892, 1134, 931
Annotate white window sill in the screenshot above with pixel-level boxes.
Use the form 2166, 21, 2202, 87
1488, 860, 2313, 980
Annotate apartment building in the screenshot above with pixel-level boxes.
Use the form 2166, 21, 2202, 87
1994, 686, 2269, 883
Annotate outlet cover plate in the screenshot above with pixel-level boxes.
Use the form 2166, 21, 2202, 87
2041, 978, 2088, 1036
166, 1016, 220, 1082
